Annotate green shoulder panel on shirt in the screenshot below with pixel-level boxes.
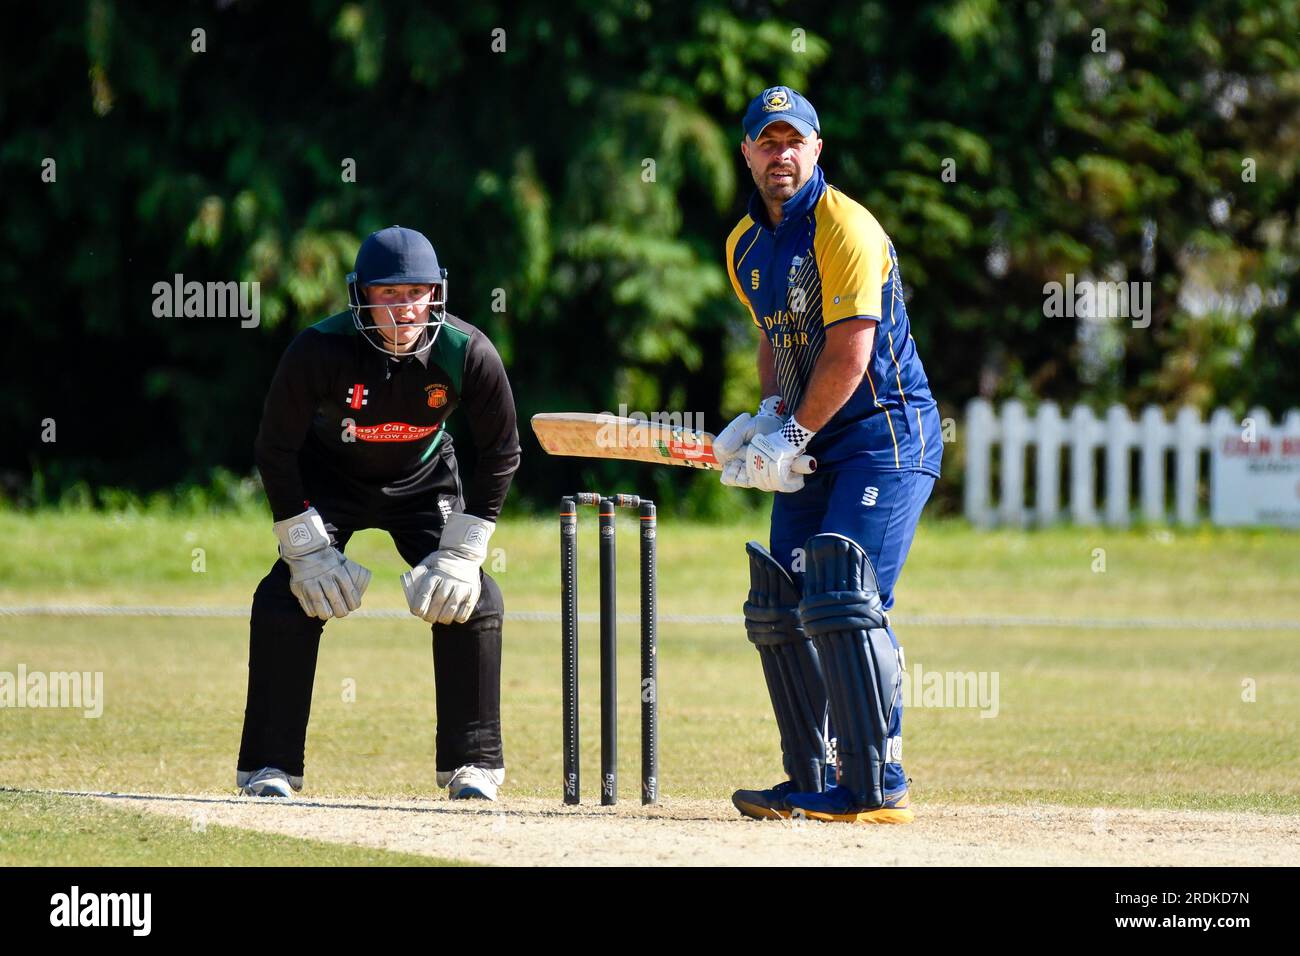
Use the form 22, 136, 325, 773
427, 321, 472, 394
307, 311, 471, 392
310, 311, 358, 336
418, 430, 446, 463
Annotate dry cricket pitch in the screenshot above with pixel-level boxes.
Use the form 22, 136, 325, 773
82, 791, 1300, 867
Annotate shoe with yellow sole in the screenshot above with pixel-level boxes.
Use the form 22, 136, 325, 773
784, 783, 914, 824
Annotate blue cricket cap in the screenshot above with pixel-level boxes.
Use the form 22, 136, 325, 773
743, 86, 820, 141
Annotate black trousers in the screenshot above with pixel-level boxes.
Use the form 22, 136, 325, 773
237, 458, 504, 780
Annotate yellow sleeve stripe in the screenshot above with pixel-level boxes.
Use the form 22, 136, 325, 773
736, 226, 762, 271
885, 279, 909, 404
911, 332, 928, 468
884, 270, 922, 464
915, 406, 927, 468
886, 329, 907, 400
861, 363, 902, 469
725, 216, 761, 328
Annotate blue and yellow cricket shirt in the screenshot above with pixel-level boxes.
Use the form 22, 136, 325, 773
725, 165, 941, 476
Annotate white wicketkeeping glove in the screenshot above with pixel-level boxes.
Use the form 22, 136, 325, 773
745, 422, 814, 493
273, 508, 372, 620
713, 396, 786, 466
401, 512, 495, 625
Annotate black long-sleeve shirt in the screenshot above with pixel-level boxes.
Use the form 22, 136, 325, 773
254, 310, 520, 522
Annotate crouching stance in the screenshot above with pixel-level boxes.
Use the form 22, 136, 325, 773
236, 225, 520, 801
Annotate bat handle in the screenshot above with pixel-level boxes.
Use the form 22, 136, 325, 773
792, 455, 817, 476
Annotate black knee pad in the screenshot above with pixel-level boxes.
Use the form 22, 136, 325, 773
743, 541, 828, 793
798, 533, 902, 807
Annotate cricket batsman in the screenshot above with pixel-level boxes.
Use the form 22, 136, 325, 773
236, 225, 521, 800
714, 88, 942, 823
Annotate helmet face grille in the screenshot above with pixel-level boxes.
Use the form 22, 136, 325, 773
346, 272, 449, 358
346, 227, 449, 358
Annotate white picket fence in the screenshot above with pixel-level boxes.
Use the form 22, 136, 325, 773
963, 399, 1300, 528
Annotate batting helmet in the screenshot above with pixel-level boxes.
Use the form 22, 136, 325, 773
346, 225, 450, 357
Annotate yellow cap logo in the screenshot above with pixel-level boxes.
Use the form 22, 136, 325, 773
762, 89, 791, 112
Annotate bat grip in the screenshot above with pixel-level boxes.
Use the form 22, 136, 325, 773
792, 455, 817, 475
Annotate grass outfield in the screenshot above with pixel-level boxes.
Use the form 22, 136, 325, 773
0, 791, 462, 866
1, 511, 1297, 824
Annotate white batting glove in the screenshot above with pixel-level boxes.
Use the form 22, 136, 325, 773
714, 396, 786, 467
402, 513, 495, 625
273, 508, 372, 620
754, 394, 787, 433
720, 454, 756, 488
745, 419, 815, 493
713, 412, 752, 467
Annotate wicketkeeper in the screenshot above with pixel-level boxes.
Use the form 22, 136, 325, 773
715, 88, 942, 823
236, 225, 521, 800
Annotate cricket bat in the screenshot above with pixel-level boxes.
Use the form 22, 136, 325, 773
530, 412, 816, 474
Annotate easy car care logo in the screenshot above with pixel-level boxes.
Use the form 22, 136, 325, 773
353, 422, 439, 442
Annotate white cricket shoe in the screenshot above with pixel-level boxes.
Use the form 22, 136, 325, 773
236, 766, 300, 798
436, 765, 505, 800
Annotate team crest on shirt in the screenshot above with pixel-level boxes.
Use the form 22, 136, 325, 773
762, 89, 791, 112
345, 384, 368, 409
787, 256, 803, 286
425, 384, 448, 408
